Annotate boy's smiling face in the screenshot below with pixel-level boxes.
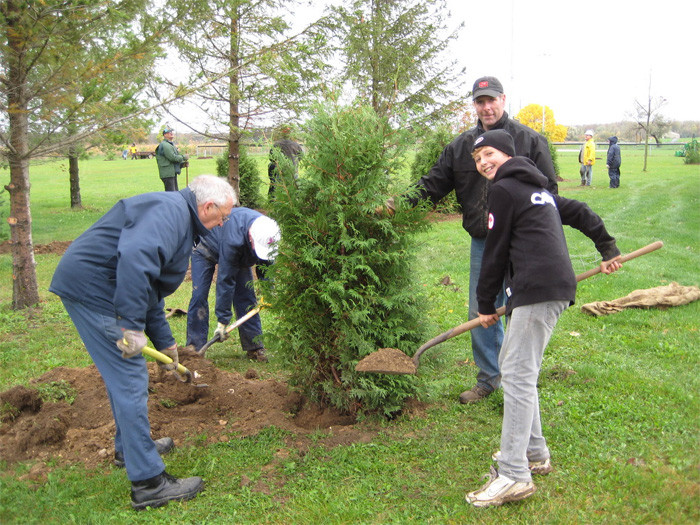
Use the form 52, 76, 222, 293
472, 146, 512, 180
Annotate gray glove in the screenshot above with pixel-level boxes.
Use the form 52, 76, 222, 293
214, 322, 229, 341
158, 343, 179, 371
116, 330, 147, 359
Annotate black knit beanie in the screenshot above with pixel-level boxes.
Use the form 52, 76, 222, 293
472, 129, 516, 157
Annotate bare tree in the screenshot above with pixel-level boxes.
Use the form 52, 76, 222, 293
631, 75, 668, 172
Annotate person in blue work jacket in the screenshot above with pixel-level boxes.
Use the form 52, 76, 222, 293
186, 207, 280, 362
49, 174, 235, 510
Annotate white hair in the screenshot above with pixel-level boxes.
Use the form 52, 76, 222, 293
189, 174, 236, 206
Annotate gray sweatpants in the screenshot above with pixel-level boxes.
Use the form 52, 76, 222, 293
497, 300, 569, 482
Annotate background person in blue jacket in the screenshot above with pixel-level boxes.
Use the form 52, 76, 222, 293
186, 207, 280, 362
49, 174, 235, 510
606, 136, 621, 188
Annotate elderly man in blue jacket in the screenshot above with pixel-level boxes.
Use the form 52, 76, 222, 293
49, 174, 235, 510
186, 207, 280, 362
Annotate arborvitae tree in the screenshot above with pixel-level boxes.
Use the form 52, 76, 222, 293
263, 104, 431, 416
410, 124, 460, 214
216, 146, 263, 209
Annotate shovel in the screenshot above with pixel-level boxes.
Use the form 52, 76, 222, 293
356, 241, 664, 375
141, 346, 193, 383
196, 305, 262, 357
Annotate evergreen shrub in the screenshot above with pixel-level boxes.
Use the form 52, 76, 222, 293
216, 146, 263, 208
409, 125, 460, 214
683, 138, 700, 164
544, 133, 562, 179
263, 104, 431, 417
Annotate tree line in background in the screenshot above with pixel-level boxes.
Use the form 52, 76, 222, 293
0, 0, 464, 309
1, 0, 697, 311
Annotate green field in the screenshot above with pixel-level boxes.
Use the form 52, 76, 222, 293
0, 146, 698, 523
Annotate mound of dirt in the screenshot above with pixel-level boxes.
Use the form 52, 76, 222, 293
355, 348, 417, 375
0, 347, 383, 478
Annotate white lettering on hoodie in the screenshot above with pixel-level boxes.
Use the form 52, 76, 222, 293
531, 191, 557, 208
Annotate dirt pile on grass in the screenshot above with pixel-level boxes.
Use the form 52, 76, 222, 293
355, 348, 417, 375
0, 347, 380, 478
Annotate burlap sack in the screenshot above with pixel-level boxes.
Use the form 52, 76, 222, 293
581, 282, 700, 316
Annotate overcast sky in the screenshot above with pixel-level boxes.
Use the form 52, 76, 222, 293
166, 0, 698, 131
445, 0, 699, 125
293, 0, 698, 126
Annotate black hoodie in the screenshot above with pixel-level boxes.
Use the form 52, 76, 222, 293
477, 157, 620, 315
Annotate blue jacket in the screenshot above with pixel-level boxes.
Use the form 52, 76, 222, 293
195, 207, 262, 325
607, 136, 621, 169
50, 188, 208, 349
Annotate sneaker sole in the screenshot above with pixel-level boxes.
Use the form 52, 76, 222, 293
468, 484, 536, 508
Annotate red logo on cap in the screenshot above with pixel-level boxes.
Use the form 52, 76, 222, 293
479, 81, 489, 88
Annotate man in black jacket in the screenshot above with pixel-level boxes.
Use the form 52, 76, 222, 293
407, 76, 558, 404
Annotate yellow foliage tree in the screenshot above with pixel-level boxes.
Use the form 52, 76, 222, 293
515, 104, 568, 142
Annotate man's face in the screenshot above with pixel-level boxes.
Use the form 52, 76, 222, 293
164, 131, 174, 141
472, 146, 511, 180
200, 198, 234, 230
473, 94, 506, 130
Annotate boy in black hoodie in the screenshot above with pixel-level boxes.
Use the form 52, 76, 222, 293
465, 130, 622, 507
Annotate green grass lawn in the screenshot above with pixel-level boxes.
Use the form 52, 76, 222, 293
0, 146, 698, 523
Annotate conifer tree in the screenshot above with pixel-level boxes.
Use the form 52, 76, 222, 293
335, 0, 464, 125
263, 104, 430, 416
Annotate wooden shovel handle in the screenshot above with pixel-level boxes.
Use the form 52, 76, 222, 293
196, 305, 263, 357
412, 241, 664, 366
574, 240, 664, 281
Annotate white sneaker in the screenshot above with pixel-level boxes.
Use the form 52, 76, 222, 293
492, 450, 553, 475
466, 466, 535, 508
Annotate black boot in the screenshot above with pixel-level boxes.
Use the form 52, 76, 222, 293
131, 470, 204, 510
114, 437, 175, 468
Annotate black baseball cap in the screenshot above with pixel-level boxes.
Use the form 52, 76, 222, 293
472, 76, 504, 99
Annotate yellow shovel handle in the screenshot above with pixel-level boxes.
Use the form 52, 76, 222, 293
141, 346, 192, 382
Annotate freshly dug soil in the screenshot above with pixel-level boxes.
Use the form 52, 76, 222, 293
355, 348, 417, 375
0, 347, 383, 479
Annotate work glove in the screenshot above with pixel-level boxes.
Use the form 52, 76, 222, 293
157, 343, 179, 372
116, 329, 147, 359
374, 197, 395, 217
214, 322, 229, 342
